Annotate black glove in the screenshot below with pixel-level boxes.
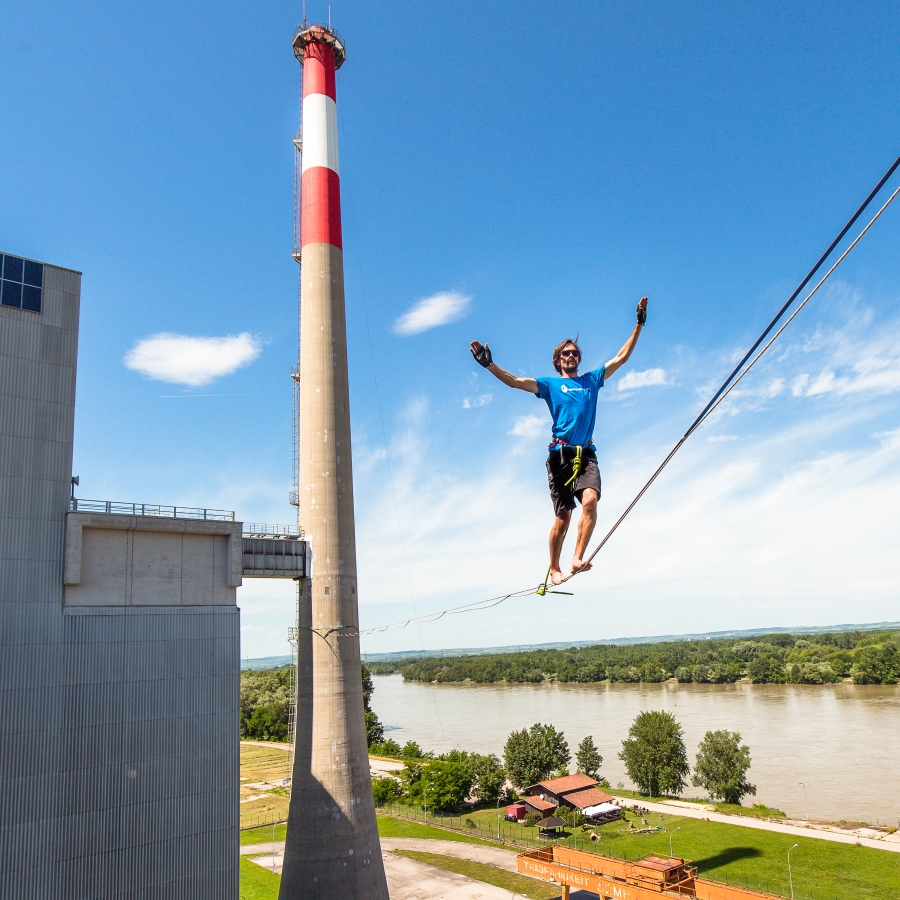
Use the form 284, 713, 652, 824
471, 342, 493, 368
636, 297, 648, 326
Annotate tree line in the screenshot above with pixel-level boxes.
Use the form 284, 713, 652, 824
240, 664, 760, 814
367, 629, 899, 685
240, 664, 385, 743
370, 713, 759, 814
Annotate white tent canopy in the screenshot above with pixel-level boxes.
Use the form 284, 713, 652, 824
582, 802, 620, 817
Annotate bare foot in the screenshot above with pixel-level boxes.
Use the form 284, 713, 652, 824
550, 568, 565, 585
571, 558, 593, 575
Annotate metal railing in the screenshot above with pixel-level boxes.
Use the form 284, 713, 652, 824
243, 523, 304, 539
69, 498, 235, 521
241, 812, 287, 832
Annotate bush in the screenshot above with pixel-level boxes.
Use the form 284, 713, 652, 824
245, 702, 290, 741
404, 760, 473, 812
401, 740, 430, 760
523, 812, 541, 827
370, 739, 402, 758
559, 806, 584, 827
372, 777, 400, 806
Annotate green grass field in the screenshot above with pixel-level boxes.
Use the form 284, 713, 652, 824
459, 806, 899, 900
377, 814, 504, 846
241, 823, 287, 846
238, 812, 900, 900
239, 856, 280, 900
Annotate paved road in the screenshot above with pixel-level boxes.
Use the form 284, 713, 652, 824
380, 838, 519, 871
623, 798, 900, 853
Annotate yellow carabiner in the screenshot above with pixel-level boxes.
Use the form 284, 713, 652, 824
537, 566, 552, 596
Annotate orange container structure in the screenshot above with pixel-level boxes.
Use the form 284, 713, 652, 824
517, 845, 779, 900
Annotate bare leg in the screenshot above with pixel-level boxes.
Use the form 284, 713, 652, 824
548, 510, 571, 585
571, 489, 598, 574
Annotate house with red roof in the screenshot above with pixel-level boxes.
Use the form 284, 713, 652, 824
523, 773, 619, 820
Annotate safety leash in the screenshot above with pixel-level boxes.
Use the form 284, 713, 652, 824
563, 445, 583, 487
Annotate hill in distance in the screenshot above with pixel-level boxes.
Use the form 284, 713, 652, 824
241, 620, 900, 669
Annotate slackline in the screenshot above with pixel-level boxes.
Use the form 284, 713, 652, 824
311, 152, 900, 639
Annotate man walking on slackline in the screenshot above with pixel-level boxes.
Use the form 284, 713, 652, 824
470, 297, 648, 585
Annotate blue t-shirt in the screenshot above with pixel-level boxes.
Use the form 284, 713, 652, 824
535, 366, 606, 448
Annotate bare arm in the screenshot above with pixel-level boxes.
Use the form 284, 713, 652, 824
604, 297, 647, 379
470, 340, 539, 395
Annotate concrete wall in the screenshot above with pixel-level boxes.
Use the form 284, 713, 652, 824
0, 257, 239, 899
64, 513, 242, 606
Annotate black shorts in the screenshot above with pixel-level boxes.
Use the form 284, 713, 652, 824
546, 448, 601, 517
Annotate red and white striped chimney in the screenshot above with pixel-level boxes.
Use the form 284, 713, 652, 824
299, 28, 343, 252
280, 24, 390, 900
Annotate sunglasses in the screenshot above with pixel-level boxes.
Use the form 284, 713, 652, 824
559, 350, 580, 358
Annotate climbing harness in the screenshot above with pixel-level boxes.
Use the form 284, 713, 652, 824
549, 437, 587, 488
318, 151, 900, 638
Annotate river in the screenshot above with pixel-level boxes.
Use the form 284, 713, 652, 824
369, 675, 900, 823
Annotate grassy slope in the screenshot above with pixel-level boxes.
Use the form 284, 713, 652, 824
377, 815, 504, 846
461, 806, 899, 900
392, 850, 558, 899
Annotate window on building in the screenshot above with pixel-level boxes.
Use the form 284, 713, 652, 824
1, 254, 43, 313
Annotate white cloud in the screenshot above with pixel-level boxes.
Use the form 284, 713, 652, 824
124, 332, 261, 387
765, 378, 785, 398
393, 291, 471, 335
794, 358, 900, 398
617, 367, 668, 392
791, 374, 809, 397
462, 394, 492, 409
509, 414, 550, 439
354, 402, 900, 654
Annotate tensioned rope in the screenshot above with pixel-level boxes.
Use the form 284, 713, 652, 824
311, 152, 900, 638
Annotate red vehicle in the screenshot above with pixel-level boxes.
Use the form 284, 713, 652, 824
505, 802, 526, 822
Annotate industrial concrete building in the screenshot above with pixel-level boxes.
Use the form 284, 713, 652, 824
0, 251, 305, 897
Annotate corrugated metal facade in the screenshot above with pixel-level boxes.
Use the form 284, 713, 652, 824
0, 259, 239, 898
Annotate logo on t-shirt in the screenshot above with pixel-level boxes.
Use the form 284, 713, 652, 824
561, 385, 568, 393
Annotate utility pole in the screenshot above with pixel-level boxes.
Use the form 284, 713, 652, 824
788, 843, 799, 899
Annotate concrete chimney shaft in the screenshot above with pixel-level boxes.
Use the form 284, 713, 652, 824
279, 26, 390, 900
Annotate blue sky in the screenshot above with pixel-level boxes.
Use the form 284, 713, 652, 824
4, 1, 900, 657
